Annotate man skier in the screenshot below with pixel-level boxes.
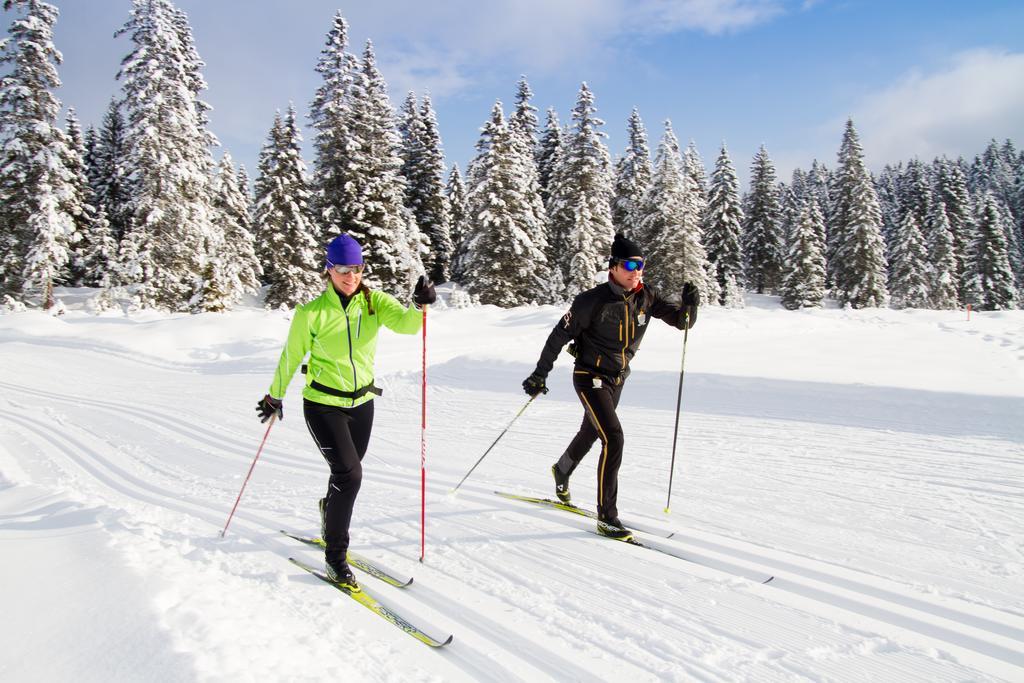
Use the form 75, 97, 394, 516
522, 233, 699, 540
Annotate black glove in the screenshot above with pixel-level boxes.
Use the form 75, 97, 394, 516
681, 283, 699, 329
682, 282, 700, 307
522, 374, 548, 397
256, 394, 283, 423
413, 275, 436, 306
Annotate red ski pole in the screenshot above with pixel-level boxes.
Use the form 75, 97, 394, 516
419, 304, 428, 562
221, 415, 276, 537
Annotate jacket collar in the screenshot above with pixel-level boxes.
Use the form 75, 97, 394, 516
322, 285, 359, 311
607, 277, 643, 298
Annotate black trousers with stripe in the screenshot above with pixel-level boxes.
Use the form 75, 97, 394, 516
304, 398, 374, 567
559, 371, 625, 521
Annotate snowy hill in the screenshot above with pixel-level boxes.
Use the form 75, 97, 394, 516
1, 292, 1022, 682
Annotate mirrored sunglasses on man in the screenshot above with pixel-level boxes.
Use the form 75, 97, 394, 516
617, 259, 644, 272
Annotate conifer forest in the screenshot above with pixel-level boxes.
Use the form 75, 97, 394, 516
2, 1, 1021, 314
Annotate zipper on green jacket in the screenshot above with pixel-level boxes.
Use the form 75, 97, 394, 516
344, 308, 358, 407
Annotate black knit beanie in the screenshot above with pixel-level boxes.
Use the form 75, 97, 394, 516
610, 233, 644, 262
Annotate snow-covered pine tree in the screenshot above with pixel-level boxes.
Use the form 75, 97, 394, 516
90, 98, 131, 243
252, 113, 280, 285
80, 205, 118, 291
636, 121, 711, 299
1015, 155, 1024, 269
970, 143, 1024, 287
236, 163, 251, 208
400, 93, 453, 283
874, 163, 902, 258
536, 107, 562, 207
829, 119, 889, 307
933, 157, 975, 299
506, 77, 557, 301
926, 200, 960, 310
971, 140, 1017, 215
462, 102, 550, 306
683, 141, 708, 226
742, 145, 784, 293
253, 107, 322, 309
611, 108, 652, 239
199, 152, 262, 311
888, 211, 929, 309
62, 107, 96, 286
335, 40, 424, 297
416, 95, 454, 282
309, 11, 358, 239
446, 164, 470, 283
466, 97, 502, 192
546, 83, 614, 298
703, 143, 745, 307
115, 0, 218, 311
781, 199, 826, 310
784, 168, 809, 245
969, 191, 1018, 310
777, 181, 801, 255
805, 159, 831, 245
789, 168, 808, 204
509, 75, 539, 152
1000, 139, 1018, 167
397, 90, 419, 150
898, 159, 933, 240
0, 0, 78, 308
997, 197, 1024, 290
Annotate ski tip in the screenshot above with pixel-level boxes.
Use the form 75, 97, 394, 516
438, 634, 454, 647
762, 575, 776, 585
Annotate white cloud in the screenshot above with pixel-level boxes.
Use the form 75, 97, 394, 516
626, 0, 786, 35
377, 44, 474, 100
841, 49, 1024, 166
348, 0, 789, 96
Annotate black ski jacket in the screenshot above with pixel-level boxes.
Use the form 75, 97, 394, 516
532, 280, 696, 385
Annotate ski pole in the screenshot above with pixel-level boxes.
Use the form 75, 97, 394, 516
221, 414, 276, 537
451, 395, 536, 495
664, 313, 690, 514
420, 304, 427, 562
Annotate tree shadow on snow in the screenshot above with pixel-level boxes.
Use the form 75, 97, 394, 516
424, 358, 1024, 444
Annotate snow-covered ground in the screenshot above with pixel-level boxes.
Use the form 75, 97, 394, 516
1, 290, 1022, 682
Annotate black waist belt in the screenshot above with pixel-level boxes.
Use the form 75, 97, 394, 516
310, 380, 383, 400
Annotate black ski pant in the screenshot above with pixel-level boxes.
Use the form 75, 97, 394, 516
304, 398, 374, 568
556, 371, 625, 521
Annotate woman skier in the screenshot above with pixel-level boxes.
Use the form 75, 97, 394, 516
257, 234, 435, 591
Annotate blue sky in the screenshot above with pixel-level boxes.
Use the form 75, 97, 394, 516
42, 1, 1024, 188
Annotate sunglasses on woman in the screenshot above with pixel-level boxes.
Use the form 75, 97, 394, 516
328, 263, 365, 274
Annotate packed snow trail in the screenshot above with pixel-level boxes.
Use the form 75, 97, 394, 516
1, 294, 1022, 681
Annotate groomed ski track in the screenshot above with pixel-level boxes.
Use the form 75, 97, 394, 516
1, 302, 1022, 681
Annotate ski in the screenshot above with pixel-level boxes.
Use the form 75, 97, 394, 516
289, 557, 453, 648
496, 491, 774, 585
594, 531, 774, 584
494, 491, 674, 538
280, 530, 413, 588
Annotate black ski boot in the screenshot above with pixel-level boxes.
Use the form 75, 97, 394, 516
326, 559, 360, 592
596, 516, 633, 541
551, 464, 571, 504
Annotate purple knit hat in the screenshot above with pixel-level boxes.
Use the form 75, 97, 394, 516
325, 234, 363, 268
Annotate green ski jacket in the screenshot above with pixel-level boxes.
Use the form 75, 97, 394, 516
268, 286, 422, 408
